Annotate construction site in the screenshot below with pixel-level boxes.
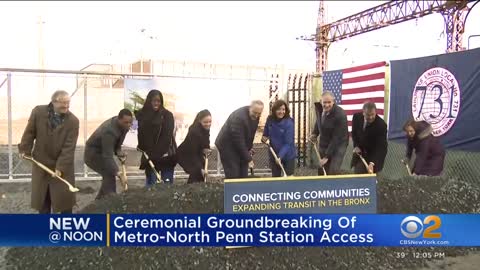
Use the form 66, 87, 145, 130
1, 1, 480, 269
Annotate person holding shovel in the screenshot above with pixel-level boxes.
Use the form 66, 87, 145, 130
403, 119, 445, 176
84, 109, 132, 199
261, 100, 296, 177
135, 89, 177, 187
215, 100, 263, 179
310, 91, 349, 175
350, 101, 388, 174
177, 110, 212, 183
18, 90, 79, 214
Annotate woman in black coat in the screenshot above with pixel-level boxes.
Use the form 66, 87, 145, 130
177, 110, 212, 183
403, 119, 445, 176
135, 89, 177, 187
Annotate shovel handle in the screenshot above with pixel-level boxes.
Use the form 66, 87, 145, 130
138, 148, 162, 183
120, 163, 128, 192
148, 160, 162, 183
204, 156, 208, 182
401, 160, 413, 176
117, 156, 128, 191
356, 152, 373, 174
23, 156, 79, 193
269, 147, 288, 177
406, 164, 412, 176
309, 139, 327, 176
262, 140, 288, 177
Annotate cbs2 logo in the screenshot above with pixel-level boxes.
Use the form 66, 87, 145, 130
400, 215, 442, 239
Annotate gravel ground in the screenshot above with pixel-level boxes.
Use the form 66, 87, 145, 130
2, 175, 480, 270
0, 180, 103, 270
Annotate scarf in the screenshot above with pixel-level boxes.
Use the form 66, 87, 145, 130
48, 103, 65, 129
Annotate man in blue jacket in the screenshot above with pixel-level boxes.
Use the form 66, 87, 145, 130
310, 91, 349, 175
215, 100, 264, 179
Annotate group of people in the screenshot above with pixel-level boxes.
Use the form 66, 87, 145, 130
83, 89, 214, 195
18, 89, 446, 214
309, 92, 389, 175
310, 91, 445, 176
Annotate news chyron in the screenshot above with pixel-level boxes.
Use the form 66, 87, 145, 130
48, 216, 104, 245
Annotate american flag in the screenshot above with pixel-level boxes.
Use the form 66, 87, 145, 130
322, 61, 386, 132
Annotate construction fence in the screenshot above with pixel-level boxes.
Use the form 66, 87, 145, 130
1, 67, 479, 183
0, 63, 307, 181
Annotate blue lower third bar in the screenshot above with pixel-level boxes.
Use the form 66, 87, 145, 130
0, 214, 106, 247
0, 214, 479, 247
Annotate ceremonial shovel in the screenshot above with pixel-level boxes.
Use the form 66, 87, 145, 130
23, 155, 79, 193
118, 156, 128, 192
137, 148, 162, 184
355, 152, 373, 174
262, 141, 287, 177
401, 159, 413, 176
204, 154, 209, 183
309, 138, 327, 176
249, 167, 255, 178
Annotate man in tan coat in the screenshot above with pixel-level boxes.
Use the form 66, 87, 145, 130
18, 90, 79, 214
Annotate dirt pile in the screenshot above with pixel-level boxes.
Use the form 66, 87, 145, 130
377, 176, 480, 214
5, 176, 480, 270
81, 183, 225, 214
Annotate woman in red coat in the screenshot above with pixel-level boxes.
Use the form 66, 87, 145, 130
177, 110, 212, 183
403, 119, 446, 176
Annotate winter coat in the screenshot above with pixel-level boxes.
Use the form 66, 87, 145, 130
18, 104, 79, 212
215, 106, 259, 162
313, 102, 349, 159
406, 121, 445, 176
262, 116, 297, 161
135, 108, 177, 170
350, 112, 388, 172
85, 116, 128, 176
177, 123, 210, 175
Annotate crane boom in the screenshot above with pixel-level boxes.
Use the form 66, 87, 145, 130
313, 0, 477, 73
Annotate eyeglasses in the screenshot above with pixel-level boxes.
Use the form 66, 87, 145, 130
54, 100, 70, 105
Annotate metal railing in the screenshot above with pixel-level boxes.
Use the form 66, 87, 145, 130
0, 67, 276, 182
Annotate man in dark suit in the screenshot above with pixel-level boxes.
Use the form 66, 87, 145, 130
350, 101, 388, 174
215, 100, 264, 179
84, 109, 132, 199
310, 91, 349, 175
